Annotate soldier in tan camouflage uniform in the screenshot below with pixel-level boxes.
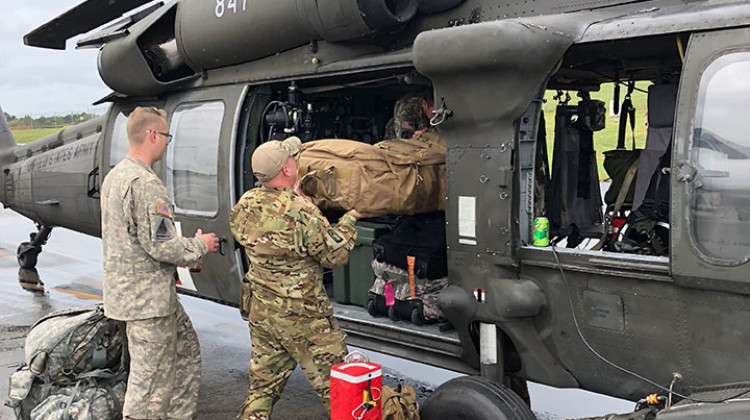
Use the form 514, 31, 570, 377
393, 89, 435, 139
100, 107, 220, 420
230, 136, 371, 420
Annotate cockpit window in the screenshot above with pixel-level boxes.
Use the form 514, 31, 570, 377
690, 52, 750, 263
167, 101, 224, 217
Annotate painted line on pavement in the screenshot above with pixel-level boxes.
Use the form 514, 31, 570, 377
0, 249, 102, 300
1, 276, 102, 301
0, 248, 102, 288
51, 288, 102, 301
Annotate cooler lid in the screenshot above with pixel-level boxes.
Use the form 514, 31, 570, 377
331, 362, 382, 383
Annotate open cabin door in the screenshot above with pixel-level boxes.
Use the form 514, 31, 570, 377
163, 85, 248, 305
671, 27, 750, 294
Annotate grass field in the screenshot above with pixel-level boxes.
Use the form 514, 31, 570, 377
543, 81, 650, 180
11, 127, 65, 144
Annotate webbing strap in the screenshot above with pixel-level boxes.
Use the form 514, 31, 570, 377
592, 157, 641, 251
613, 157, 641, 214
616, 97, 636, 150
617, 81, 636, 150
62, 379, 83, 420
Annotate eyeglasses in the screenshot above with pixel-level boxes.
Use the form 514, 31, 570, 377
146, 130, 173, 144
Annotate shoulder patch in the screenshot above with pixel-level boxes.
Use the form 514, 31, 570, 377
153, 216, 175, 242
156, 203, 172, 218
401, 121, 415, 131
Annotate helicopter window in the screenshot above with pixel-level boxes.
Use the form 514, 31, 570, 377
689, 51, 750, 263
166, 101, 224, 217
109, 112, 129, 169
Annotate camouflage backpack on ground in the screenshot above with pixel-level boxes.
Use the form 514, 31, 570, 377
28, 376, 126, 420
6, 305, 128, 420
381, 384, 420, 420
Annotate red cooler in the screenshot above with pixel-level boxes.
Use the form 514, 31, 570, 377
330, 361, 382, 420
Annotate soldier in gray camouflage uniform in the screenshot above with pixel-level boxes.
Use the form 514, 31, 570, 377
383, 116, 397, 139
392, 89, 435, 139
230, 136, 371, 420
100, 107, 220, 420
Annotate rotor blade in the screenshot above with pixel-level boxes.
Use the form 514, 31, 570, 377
24, 0, 154, 50
76, 2, 163, 49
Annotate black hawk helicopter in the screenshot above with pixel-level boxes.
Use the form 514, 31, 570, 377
2, 0, 750, 418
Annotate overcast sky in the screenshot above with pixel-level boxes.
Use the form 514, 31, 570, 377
0, 1, 114, 117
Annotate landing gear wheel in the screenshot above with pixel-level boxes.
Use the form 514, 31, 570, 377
387, 305, 400, 322
420, 376, 535, 420
17, 242, 39, 269
17, 226, 51, 270
509, 377, 531, 406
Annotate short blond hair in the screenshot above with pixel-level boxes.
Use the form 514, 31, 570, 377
126, 107, 167, 145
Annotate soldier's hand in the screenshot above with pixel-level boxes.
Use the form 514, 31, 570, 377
189, 259, 203, 273
196, 229, 220, 253
349, 209, 377, 219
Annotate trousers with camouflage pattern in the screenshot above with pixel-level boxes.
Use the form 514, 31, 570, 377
240, 300, 347, 420
124, 302, 201, 420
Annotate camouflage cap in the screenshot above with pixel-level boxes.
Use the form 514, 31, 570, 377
393, 93, 429, 139
252, 136, 302, 182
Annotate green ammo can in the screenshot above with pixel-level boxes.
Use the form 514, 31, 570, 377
332, 221, 393, 307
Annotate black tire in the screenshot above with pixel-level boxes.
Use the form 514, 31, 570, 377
421, 376, 536, 420
366, 297, 378, 317
387, 305, 400, 322
373, 243, 385, 262
410, 306, 425, 326
17, 242, 39, 269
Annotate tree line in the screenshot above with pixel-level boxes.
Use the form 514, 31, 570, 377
4, 111, 101, 129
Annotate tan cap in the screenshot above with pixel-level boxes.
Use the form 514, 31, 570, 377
251, 136, 302, 182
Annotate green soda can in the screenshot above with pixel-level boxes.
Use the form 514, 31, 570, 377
532, 217, 549, 246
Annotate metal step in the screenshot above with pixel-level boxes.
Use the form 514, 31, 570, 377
333, 301, 474, 374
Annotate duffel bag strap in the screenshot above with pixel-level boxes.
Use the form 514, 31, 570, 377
60, 379, 84, 419
65, 321, 106, 374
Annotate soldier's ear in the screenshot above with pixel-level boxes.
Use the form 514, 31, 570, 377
422, 99, 434, 119
281, 159, 295, 176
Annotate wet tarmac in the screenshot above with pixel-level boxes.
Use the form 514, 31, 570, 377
0, 207, 633, 419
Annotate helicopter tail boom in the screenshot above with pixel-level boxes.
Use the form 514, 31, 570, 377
0, 105, 15, 208
0, 105, 16, 154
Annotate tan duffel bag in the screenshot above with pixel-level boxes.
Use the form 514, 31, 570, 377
297, 132, 446, 215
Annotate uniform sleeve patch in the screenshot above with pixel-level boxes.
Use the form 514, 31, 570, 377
401, 121, 415, 131
156, 203, 171, 218
324, 228, 346, 251
153, 216, 175, 242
